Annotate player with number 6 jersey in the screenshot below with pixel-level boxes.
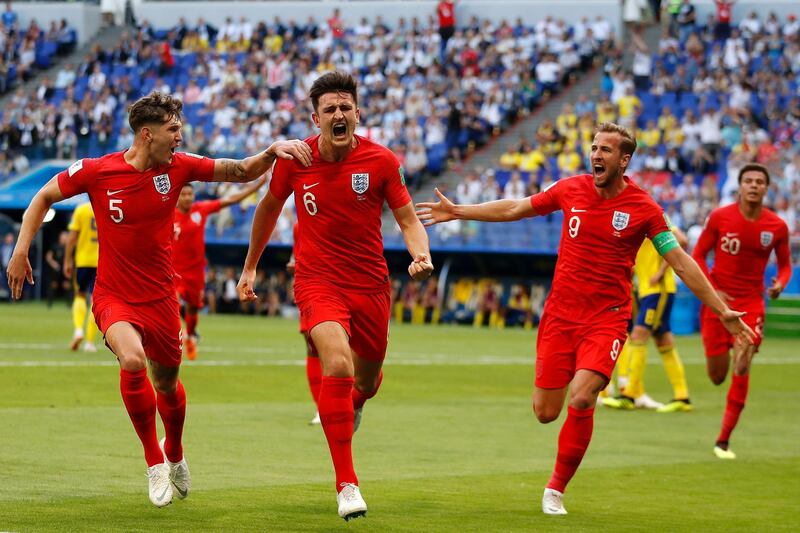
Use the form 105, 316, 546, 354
692, 163, 792, 460
5, 91, 313, 508
416, 122, 755, 516
237, 72, 433, 521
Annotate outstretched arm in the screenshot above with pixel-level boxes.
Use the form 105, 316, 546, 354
393, 201, 433, 281
416, 187, 538, 225
237, 191, 285, 301
218, 175, 268, 208
213, 139, 312, 183
7, 177, 65, 299
662, 246, 754, 345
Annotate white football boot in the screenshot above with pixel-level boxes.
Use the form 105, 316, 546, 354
337, 483, 367, 520
542, 488, 568, 515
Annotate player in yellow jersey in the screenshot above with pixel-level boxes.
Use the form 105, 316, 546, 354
604, 222, 693, 412
63, 202, 100, 352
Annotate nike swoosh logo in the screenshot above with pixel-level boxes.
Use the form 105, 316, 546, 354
107, 189, 124, 196
157, 484, 170, 502
303, 182, 320, 190
173, 484, 188, 498
571, 207, 587, 213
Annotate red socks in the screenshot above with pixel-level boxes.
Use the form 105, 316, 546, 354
318, 376, 357, 489
157, 379, 187, 463
547, 406, 595, 493
184, 311, 198, 337
306, 356, 322, 407
119, 368, 162, 467
353, 371, 383, 410
717, 374, 749, 445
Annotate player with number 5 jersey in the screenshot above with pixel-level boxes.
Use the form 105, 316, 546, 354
5, 91, 312, 508
692, 163, 792, 460
416, 122, 755, 516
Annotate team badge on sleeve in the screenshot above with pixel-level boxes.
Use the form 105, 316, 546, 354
352, 173, 369, 194
153, 173, 171, 194
612, 211, 630, 231
760, 231, 773, 247
68, 159, 84, 177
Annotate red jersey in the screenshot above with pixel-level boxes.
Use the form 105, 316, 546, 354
692, 203, 791, 304
437, 1, 455, 28
715, 1, 732, 23
57, 151, 215, 303
270, 135, 411, 292
530, 174, 670, 323
173, 199, 222, 277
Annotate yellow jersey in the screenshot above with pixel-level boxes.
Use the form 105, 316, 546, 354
68, 203, 99, 268
634, 236, 676, 297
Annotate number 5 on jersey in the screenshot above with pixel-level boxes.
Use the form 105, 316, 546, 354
109, 198, 124, 223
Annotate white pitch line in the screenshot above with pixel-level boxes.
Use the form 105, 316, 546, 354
1, 357, 800, 367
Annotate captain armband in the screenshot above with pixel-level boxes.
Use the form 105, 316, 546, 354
653, 230, 679, 256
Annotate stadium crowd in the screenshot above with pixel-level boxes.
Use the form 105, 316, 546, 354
0, 8, 609, 192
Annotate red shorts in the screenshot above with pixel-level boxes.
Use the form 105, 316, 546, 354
535, 313, 628, 389
295, 282, 391, 361
93, 292, 183, 367
700, 301, 764, 357
176, 272, 205, 309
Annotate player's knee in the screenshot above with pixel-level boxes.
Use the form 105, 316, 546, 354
568, 393, 595, 411
116, 347, 147, 372
355, 375, 380, 396
708, 370, 726, 386
152, 375, 178, 394
533, 402, 559, 424
322, 353, 354, 378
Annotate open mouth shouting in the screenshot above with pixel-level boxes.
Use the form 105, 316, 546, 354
332, 122, 348, 140
593, 162, 606, 179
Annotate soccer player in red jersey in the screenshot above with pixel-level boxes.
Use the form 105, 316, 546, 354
692, 163, 792, 460
173, 175, 267, 360
286, 221, 322, 425
6, 92, 312, 507
237, 72, 433, 520
417, 122, 754, 515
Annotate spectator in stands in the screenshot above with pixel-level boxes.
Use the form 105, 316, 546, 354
644, 147, 666, 171
714, 0, 735, 41
56, 126, 77, 160
1, 2, 16, 30
535, 53, 562, 95
677, 0, 697, 42
481, 169, 502, 202
503, 171, 527, 200
405, 142, 428, 190
738, 11, 761, 38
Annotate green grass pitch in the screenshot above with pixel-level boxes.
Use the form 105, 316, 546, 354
1, 303, 798, 532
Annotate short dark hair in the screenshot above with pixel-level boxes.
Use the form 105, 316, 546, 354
309, 71, 358, 112
127, 91, 183, 133
594, 122, 637, 156
737, 162, 770, 185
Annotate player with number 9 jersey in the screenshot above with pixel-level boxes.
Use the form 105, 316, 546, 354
416, 122, 754, 515
530, 173, 671, 385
